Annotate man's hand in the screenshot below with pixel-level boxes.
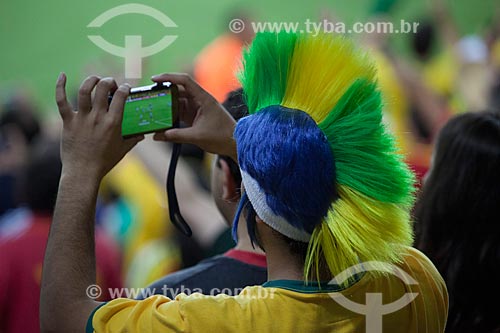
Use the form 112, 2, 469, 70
151, 73, 237, 161
56, 73, 143, 181
40, 74, 143, 333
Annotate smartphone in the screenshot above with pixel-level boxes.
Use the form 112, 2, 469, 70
119, 82, 178, 138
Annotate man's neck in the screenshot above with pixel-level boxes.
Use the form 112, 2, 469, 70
232, 217, 304, 281
233, 236, 304, 281
264, 244, 304, 281
255, 223, 306, 281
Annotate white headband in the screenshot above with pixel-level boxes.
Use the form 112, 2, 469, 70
241, 170, 312, 243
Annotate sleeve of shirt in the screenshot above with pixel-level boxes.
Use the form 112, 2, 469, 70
87, 295, 187, 333
403, 247, 449, 333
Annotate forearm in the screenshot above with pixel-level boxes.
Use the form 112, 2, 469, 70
40, 169, 102, 332
431, 0, 459, 47
392, 58, 446, 138
40, 74, 142, 332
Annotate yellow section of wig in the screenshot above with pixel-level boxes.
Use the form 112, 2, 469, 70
282, 34, 376, 124
305, 185, 414, 285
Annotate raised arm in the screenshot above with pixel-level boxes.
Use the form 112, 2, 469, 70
40, 73, 237, 332
40, 74, 142, 332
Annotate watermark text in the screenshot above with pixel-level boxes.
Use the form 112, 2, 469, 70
229, 18, 419, 36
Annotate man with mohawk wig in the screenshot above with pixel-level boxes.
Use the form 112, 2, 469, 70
41, 32, 448, 333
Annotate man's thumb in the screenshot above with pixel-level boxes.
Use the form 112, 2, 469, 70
163, 128, 195, 145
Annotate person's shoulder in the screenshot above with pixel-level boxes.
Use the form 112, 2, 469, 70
146, 256, 229, 288
400, 247, 448, 295
402, 247, 441, 276
150, 254, 265, 287
175, 255, 231, 276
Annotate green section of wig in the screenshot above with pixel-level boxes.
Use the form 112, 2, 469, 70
239, 32, 297, 114
318, 79, 415, 205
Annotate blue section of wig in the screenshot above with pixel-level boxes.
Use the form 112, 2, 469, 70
232, 192, 258, 246
234, 105, 338, 235
232, 192, 248, 241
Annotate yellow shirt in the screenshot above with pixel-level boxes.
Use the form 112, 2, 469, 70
88, 247, 447, 332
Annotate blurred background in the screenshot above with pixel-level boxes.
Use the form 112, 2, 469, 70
0, 0, 497, 114
0, 0, 499, 331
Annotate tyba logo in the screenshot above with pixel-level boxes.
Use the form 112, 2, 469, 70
87, 3, 177, 79
328, 261, 419, 333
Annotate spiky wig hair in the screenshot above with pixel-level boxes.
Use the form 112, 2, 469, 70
232, 32, 415, 284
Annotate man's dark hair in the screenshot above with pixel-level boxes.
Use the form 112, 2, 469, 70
0, 98, 41, 144
243, 197, 309, 262
22, 139, 62, 214
414, 111, 500, 333
490, 73, 500, 110
412, 20, 435, 61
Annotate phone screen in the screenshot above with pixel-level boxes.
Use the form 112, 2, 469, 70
121, 84, 175, 137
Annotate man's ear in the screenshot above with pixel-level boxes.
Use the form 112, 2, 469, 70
219, 158, 238, 202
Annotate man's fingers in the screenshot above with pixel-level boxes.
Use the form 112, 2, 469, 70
55, 73, 74, 121
123, 135, 145, 152
109, 84, 130, 125
177, 85, 188, 99
151, 73, 206, 99
78, 75, 101, 113
153, 128, 197, 145
94, 78, 118, 113
178, 97, 195, 125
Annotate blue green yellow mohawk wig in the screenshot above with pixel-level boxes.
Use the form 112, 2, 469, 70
233, 32, 415, 282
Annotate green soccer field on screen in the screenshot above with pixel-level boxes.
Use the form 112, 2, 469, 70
121, 90, 172, 137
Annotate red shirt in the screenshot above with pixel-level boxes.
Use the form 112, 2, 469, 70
0, 214, 122, 333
